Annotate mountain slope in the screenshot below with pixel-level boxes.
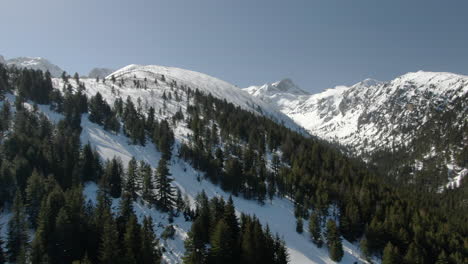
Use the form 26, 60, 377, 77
108, 64, 304, 132
46, 65, 366, 264
245, 71, 468, 189
5, 56, 64, 77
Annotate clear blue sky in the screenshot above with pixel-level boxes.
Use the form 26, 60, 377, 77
1, 0, 467, 93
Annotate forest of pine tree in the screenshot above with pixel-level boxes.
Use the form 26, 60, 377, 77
183, 193, 288, 264
0, 63, 466, 264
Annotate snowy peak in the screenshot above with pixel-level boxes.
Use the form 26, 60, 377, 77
351, 78, 382, 88
108, 64, 304, 132
271, 78, 309, 95
0, 55, 5, 64
88, 67, 115, 79
244, 78, 309, 97
5, 56, 64, 77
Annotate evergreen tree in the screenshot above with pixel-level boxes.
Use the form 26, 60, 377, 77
140, 217, 161, 264
123, 215, 140, 264
6, 191, 29, 263
99, 211, 120, 264
209, 220, 235, 264
25, 170, 46, 228
359, 236, 371, 260
125, 157, 139, 198
102, 157, 123, 198
296, 218, 303, 234
308, 211, 322, 247
52, 208, 74, 263
155, 158, 174, 211
325, 220, 343, 262
141, 163, 155, 202
382, 242, 400, 264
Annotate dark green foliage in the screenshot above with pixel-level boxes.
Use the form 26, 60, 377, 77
155, 158, 174, 211
124, 157, 139, 198
80, 143, 102, 182
140, 217, 161, 264
101, 157, 123, 198
183, 194, 288, 264
308, 211, 322, 247
25, 170, 46, 228
122, 96, 145, 145
325, 220, 343, 262
295, 218, 303, 234
6, 191, 29, 263
16, 68, 53, 104
99, 211, 120, 264
88, 92, 120, 133
382, 242, 401, 264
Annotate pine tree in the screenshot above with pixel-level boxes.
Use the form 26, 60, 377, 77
117, 192, 135, 229
123, 215, 140, 264
25, 170, 46, 228
6, 191, 29, 263
308, 211, 322, 247
296, 217, 303, 234
403, 242, 424, 264
359, 236, 371, 260
52, 208, 74, 263
140, 217, 161, 264
382, 242, 400, 264
209, 220, 235, 264
274, 234, 289, 264
325, 220, 343, 262
102, 157, 123, 198
125, 157, 139, 198
74, 72, 80, 83
155, 158, 174, 211
141, 163, 155, 202
99, 212, 120, 264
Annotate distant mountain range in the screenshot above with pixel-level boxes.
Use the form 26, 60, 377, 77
1, 54, 466, 189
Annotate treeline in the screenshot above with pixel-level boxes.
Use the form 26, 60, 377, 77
177, 89, 467, 263
183, 192, 288, 264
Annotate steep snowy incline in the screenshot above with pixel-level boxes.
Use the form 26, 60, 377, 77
46, 72, 367, 264
108, 64, 303, 132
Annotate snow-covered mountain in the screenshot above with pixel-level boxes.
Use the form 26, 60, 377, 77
245, 71, 468, 188
0, 55, 5, 64
4, 56, 64, 77
43, 64, 364, 264
108, 64, 304, 132
88, 67, 115, 79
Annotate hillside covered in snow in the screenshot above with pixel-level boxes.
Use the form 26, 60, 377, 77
245, 72, 467, 190
0, 60, 466, 264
